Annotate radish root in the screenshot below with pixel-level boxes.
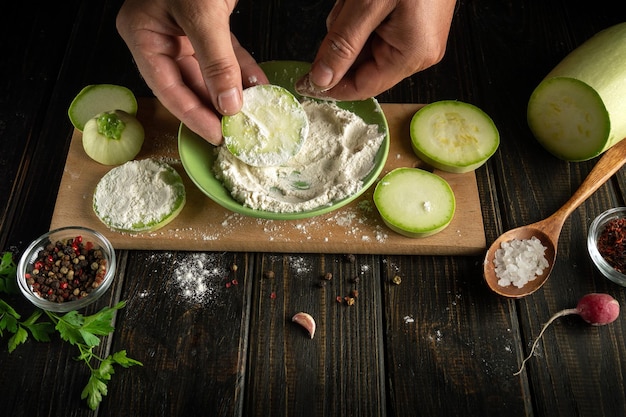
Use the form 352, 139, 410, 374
513, 308, 577, 376
514, 293, 620, 376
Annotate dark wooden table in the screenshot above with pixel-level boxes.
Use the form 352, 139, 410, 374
2, 1, 626, 416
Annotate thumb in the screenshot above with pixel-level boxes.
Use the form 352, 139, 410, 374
171, 1, 242, 115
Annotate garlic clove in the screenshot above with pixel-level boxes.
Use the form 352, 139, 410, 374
292, 312, 316, 339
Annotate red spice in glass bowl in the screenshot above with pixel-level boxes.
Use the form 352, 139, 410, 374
17, 227, 116, 312
588, 208, 626, 286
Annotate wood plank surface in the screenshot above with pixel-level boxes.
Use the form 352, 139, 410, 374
244, 253, 387, 416
50, 99, 486, 255
3, 1, 626, 417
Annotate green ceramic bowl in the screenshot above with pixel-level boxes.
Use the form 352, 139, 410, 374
178, 61, 389, 220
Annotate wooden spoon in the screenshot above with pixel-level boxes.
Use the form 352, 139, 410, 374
484, 138, 626, 298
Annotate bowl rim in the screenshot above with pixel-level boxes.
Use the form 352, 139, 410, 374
587, 207, 626, 285
178, 60, 390, 220
17, 226, 116, 312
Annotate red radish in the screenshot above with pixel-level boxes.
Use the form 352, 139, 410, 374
514, 293, 620, 375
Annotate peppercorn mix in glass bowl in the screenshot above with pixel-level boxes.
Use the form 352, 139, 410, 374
588, 207, 626, 286
17, 226, 116, 312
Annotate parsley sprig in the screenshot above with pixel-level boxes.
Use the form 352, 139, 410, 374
0, 251, 142, 410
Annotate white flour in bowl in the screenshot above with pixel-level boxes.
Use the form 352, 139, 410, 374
214, 100, 385, 213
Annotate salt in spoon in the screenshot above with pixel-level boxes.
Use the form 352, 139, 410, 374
483, 138, 626, 298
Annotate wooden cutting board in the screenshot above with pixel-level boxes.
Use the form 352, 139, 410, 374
50, 99, 486, 255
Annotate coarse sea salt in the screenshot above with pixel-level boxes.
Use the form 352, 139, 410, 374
494, 236, 549, 288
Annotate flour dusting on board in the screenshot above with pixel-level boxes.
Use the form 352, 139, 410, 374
147, 198, 387, 246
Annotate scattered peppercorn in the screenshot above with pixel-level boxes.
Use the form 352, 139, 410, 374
323, 272, 333, 281
391, 275, 402, 285
345, 296, 355, 306
25, 236, 106, 304
350, 289, 359, 298
264, 270, 275, 279
231, 264, 238, 272
336, 296, 343, 303
344, 254, 356, 263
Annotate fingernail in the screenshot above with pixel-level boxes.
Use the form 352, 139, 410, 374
218, 87, 242, 115
295, 74, 315, 96
295, 74, 335, 100
310, 62, 334, 89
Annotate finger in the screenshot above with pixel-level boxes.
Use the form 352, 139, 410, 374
116, 1, 225, 144
304, 0, 456, 101
154, 51, 225, 145
305, 0, 393, 91
320, 40, 405, 101
170, 0, 243, 116
231, 34, 270, 88
325, 0, 344, 31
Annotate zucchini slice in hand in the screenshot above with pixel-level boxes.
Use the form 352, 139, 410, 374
222, 85, 309, 167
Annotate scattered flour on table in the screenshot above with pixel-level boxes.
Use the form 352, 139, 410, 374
493, 236, 549, 288
171, 253, 228, 304
289, 256, 313, 276
428, 329, 444, 343
214, 100, 385, 213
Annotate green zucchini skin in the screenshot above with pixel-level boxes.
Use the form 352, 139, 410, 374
373, 168, 455, 238
527, 22, 626, 161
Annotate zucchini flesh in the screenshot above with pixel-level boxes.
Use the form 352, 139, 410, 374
373, 168, 455, 238
68, 84, 138, 131
410, 100, 499, 173
222, 85, 309, 167
82, 110, 145, 165
527, 22, 626, 161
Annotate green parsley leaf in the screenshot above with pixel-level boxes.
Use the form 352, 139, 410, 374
54, 316, 84, 346
21, 311, 54, 342
58, 310, 85, 327
0, 252, 18, 294
0, 299, 20, 320
79, 328, 101, 348
0, 252, 16, 277
0, 289, 140, 411
81, 374, 108, 411
94, 357, 115, 381
23, 321, 54, 342
112, 350, 143, 368
8, 326, 28, 353
0, 311, 19, 334
80, 309, 117, 337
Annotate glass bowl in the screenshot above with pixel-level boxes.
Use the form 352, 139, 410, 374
587, 207, 626, 286
17, 226, 116, 312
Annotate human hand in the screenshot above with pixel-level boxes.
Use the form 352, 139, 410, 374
116, 0, 269, 145
295, 0, 457, 100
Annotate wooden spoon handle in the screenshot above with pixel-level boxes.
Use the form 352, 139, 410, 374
548, 138, 626, 232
